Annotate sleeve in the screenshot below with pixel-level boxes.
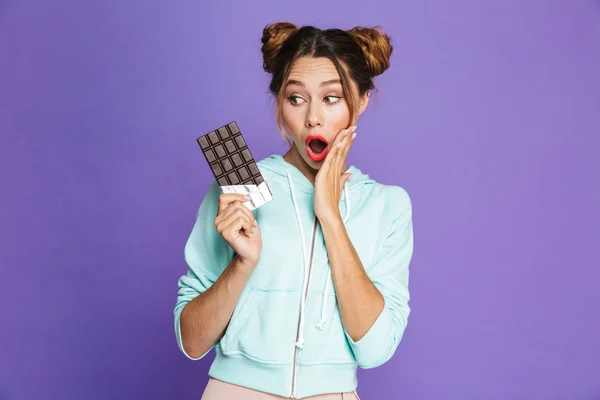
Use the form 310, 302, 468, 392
344, 188, 414, 369
173, 180, 235, 360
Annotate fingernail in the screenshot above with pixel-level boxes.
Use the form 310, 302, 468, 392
343, 130, 349, 136
337, 142, 342, 148
244, 195, 252, 201
352, 132, 357, 139
253, 219, 258, 226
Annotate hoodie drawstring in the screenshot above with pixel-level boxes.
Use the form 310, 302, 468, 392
286, 170, 352, 348
286, 170, 312, 349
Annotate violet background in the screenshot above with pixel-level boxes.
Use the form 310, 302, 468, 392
1, 1, 599, 399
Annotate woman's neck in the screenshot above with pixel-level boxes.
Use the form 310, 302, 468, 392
282, 146, 318, 186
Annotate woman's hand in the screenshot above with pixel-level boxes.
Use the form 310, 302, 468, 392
214, 194, 262, 273
314, 125, 357, 224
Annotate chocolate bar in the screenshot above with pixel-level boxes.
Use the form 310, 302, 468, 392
197, 121, 273, 210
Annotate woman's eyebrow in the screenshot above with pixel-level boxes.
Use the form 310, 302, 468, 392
320, 79, 341, 87
286, 79, 341, 88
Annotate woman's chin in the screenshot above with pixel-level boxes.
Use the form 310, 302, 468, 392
304, 154, 325, 169
286, 144, 325, 171
305, 147, 329, 167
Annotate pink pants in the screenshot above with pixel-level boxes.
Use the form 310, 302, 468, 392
200, 378, 361, 400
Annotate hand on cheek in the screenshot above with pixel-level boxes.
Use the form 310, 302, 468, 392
313, 125, 357, 223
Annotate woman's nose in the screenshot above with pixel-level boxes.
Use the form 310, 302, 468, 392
305, 104, 323, 128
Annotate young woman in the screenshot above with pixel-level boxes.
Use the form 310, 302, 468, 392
174, 22, 414, 399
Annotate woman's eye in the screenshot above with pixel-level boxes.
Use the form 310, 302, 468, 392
324, 95, 342, 104
288, 96, 305, 105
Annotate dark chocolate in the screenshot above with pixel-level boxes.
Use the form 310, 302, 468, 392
197, 121, 264, 186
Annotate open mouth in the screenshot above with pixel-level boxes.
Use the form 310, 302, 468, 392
306, 135, 329, 161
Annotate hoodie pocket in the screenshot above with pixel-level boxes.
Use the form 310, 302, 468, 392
220, 288, 300, 365
299, 291, 356, 366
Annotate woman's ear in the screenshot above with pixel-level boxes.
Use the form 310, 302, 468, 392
357, 90, 371, 115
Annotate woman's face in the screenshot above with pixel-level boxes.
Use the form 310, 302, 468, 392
281, 57, 369, 171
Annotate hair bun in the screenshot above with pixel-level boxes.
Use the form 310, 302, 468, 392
347, 26, 393, 77
261, 22, 298, 73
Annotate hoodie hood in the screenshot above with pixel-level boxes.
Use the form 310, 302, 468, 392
258, 154, 375, 195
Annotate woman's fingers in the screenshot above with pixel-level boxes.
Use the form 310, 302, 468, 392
215, 201, 255, 230
217, 213, 254, 240
339, 129, 356, 167
331, 126, 355, 172
324, 126, 356, 171
217, 193, 251, 213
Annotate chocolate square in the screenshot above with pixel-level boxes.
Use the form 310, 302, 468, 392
221, 158, 233, 172
231, 153, 243, 167
224, 140, 236, 154
218, 126, 230, 139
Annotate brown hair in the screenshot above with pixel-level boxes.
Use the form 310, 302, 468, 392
261, 22, 393, 146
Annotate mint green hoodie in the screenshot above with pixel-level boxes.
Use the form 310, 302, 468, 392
174, 154, 414, 399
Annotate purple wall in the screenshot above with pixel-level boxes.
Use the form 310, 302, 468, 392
1, 1, 599, 399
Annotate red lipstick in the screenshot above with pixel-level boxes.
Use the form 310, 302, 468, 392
306, 135, 329, 162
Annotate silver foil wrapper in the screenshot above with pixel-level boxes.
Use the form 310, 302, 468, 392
219, 180, 274, 210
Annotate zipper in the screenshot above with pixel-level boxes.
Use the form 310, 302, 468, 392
290, 216, 319, 398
